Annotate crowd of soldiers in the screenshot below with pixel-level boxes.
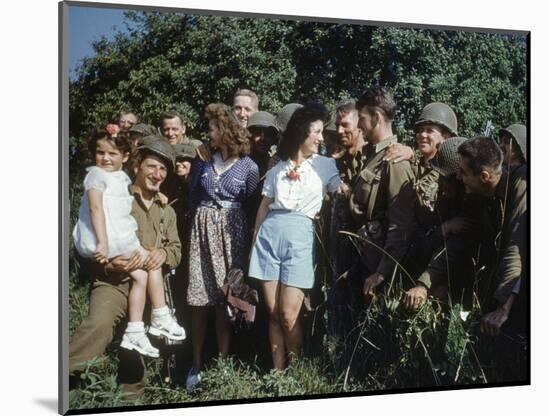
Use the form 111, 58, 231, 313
69, 86, 527, 397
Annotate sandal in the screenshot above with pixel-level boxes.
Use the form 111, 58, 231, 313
120, 331, 160, 358
149, 313, 186, 341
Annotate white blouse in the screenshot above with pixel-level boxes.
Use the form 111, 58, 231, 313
262, 154, 342, 219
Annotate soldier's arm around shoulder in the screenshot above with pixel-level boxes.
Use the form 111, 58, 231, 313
386, 159, 416, 203
162, 204, 182, 269
377, 160, 417, 277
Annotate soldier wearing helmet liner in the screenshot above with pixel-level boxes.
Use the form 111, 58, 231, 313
382, 102, 458, 164
69, 138, 182, 397
498, 124, 526, 170
402, 136, 475, 309
404, 103, 477, 301
412, 137, 527, 347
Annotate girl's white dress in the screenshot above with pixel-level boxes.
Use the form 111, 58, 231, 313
73, 166, 141, 259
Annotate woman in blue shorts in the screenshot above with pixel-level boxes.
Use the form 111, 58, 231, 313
249, 103, 345, 370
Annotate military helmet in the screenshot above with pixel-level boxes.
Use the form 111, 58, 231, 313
498, 123, 527, 162
415, 102, 458, 137
248, 111, 277, 129
137, 135, 175, 169
128, 123, 158, 136
173, 143, 197, 160
431, 136, 469, 177
274, 103, 303, 133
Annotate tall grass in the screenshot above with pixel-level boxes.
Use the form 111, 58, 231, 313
68, 265, 496, 410
67, 177, 524, 411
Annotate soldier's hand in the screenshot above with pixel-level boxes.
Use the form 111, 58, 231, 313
383, 143, 414, 163
403, 285, 428, 310
362, 272, 385, 301
106, 251, 141, 274
336, 182, 350, 197
142, 247, 167, 271
480, 308, 509, 336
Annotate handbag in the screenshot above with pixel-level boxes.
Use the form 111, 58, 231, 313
219, 268, 259, 331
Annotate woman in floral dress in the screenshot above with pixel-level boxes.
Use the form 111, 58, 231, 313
186, 103, 259, 391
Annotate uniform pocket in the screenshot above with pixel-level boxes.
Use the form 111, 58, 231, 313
350, 168, 380, 220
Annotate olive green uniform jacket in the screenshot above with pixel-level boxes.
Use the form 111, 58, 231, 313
130, 190, 182, 268
349, 136, 416, 278
412, 160, 441, 232
69, 191, 181, 394
418, 165, 527, 305
328, 147, 365, 282
336, 148, 364, 186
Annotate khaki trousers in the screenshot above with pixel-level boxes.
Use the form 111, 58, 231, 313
69, 278, 147, 396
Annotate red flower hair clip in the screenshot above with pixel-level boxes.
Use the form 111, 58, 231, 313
105, 123, 120, 138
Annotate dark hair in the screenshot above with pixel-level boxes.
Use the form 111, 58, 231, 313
205, 103, 251, 157
87, 128, 132, 160
279, 102, 327, 160
248, 125, 280, 147
458, 136, 503, 175
355, 86, 396, 121
159, 111, 184, 127
335, 100, 357, 118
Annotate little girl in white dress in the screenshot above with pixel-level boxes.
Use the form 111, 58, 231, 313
73, 128, 185, 358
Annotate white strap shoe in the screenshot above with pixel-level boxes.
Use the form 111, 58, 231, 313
120, 331, 160, 358
149, 313, 186, 341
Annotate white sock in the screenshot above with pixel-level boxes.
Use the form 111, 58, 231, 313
126, 321, 145, 333
152, 306, 170, 317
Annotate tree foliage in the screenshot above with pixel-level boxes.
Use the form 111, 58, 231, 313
69, 10, 527, 146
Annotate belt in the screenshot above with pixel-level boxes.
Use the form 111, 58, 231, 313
268, 209, 314, 221
200, 200, 242, 209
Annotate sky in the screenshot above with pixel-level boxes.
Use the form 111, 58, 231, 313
69, 5, 128, 79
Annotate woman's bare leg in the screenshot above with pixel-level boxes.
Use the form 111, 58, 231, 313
279, 283, 305, 364
262, 280, 286, 370
215, 305, 232, 358
191, 306, 208, 370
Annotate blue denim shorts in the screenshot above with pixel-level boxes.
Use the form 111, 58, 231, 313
248, 210, 315, 289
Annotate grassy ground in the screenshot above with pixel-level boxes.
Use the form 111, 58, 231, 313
67, 184, 525, 411
68, 267, 516, 412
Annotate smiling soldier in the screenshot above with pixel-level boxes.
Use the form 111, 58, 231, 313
232, 89, 259, 128
69, 137, 182, 397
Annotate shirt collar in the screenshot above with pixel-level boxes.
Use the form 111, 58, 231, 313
373, 135, 398, 154
212, 151, 239, 174
130, 184, 165, 210
288, 153, 317, 169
